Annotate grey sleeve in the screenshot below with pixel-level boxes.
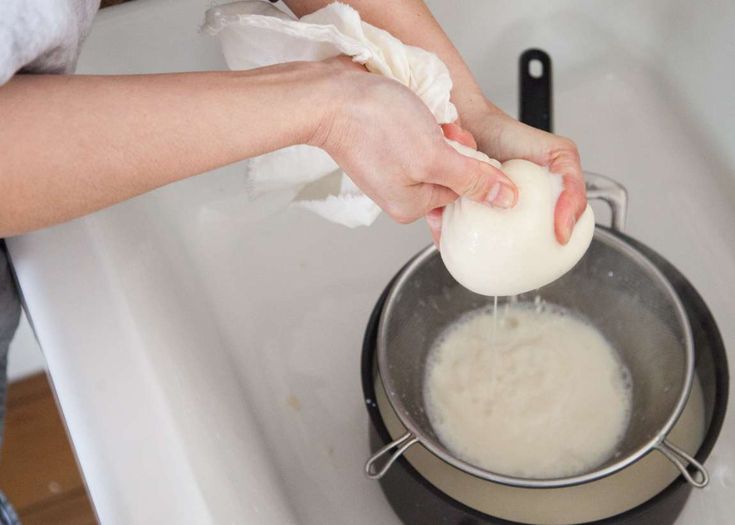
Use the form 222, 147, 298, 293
0, 0, 98, 448
0, 0, 100, 85
0, 244, 21, 450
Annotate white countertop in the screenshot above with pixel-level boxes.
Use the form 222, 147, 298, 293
8, 0, 735, 523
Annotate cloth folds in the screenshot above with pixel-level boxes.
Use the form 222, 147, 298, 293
204, 0, 460, 227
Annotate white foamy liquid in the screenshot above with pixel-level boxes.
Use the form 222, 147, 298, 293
424, 303, 632, 479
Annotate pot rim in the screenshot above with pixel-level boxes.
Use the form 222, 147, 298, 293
376, 228, 695, 488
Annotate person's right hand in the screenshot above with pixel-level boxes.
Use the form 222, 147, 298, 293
311, 57, 517, 225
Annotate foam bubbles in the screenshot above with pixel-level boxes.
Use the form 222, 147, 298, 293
423, 302, 633, 479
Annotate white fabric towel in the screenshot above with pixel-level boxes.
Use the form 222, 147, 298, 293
204, 0, 460, 227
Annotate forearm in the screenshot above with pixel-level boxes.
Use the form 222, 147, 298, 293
285, 0, 497, 125
0, 62, 334, 236
287, 1, 585, 243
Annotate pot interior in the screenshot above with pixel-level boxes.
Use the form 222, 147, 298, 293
377, 229, 693, 484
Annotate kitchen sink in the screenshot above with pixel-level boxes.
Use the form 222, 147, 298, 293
7, 0, 734, 523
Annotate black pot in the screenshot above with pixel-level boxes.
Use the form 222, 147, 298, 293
361, 230, 728, 525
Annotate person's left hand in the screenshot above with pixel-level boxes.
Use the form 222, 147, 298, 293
426, 109, 587, 247
464, 109, 587, 245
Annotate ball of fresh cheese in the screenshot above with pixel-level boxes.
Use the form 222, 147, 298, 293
440, 141, 594, 296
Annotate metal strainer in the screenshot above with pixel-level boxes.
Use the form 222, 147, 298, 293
365, 174, 708, 489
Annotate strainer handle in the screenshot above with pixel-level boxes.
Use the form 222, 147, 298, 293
655, 439, 710, 488
365, 431, 418, 480
584, 172, 628, 232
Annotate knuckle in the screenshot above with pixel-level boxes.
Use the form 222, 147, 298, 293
416, 155, 437, 183
386, 203, 414, 224
427, 185, 448, 210
413, 167, 430, 184
461, 169, 490, 199
560, 139, 581, 162
557, 135, 578, 151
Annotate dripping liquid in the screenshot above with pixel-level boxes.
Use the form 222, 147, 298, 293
491, 295, 498, 344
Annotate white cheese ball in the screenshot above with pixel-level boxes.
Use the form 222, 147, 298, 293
440, 142, 594, 296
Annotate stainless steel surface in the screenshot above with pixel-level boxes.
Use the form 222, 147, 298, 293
364, 431, 417, 480
367, 179, 702, 488
655, 440, 709, 488
584, 172, 628, 232
370, 361, 712, 524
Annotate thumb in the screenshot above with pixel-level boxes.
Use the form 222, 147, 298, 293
429, 143, 517, 208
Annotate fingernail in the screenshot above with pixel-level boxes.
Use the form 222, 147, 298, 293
426, 212, 442, 230
562, 215, 576, 243
488, 182, 516, 209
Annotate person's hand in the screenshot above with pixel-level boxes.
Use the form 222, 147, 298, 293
311, 58, 517, 225
461, 108, 587, 245
424, 122, 480, 246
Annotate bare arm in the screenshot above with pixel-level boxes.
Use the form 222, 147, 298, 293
286, 0, 487, 120
0, 64, 328, 235
286, 0, 587, 244
0, 59, 511, 237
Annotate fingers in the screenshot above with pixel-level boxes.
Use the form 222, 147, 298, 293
381, 183, 456, 225
469, 113, 587, 244
427, 143, 517, 208
426, 184, 459, 211
389, 124, 516, 227
549, 147, 587, 244
554, 189, 582, 244
425, 207, 444, 247
441, 123, 477, 149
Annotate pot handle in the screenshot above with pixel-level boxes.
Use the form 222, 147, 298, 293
584, 172, 628, 233
655, 439, 709, 488
365, 431, 419, 480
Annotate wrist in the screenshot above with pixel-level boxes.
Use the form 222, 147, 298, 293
303, 57, 369, 151
276, 61, 346, 148
456, 96, 503, 134
225, 61, 349, 152
458, 100, 515, 154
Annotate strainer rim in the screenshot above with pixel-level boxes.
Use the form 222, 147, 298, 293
376, 227, 694, 488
